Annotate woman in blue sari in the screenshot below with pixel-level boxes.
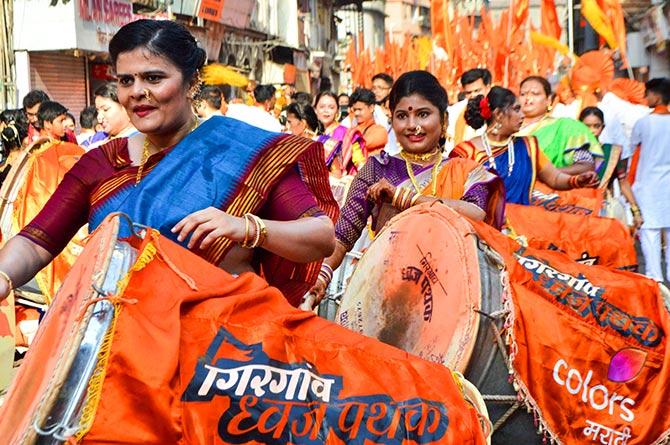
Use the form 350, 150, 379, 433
451, 86, 599, 204
0, 20, 337, 306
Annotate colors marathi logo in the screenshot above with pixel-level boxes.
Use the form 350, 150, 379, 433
514, 249, 664, 348
182, 327, 450, 444
608, 348, 647, 384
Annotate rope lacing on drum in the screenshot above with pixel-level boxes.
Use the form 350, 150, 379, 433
75, 287, 138, 323
473, 307, 525, 433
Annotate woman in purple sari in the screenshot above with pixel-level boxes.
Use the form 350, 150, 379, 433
302, 71, 506, 310
315, 92, 366, 177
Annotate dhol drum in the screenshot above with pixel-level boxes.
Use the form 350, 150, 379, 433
0, 215, 136, 443
1, 214, 491, 444
336, 202, 542, 444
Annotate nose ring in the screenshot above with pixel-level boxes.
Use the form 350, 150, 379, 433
143, 88, 151, 100
414, 125, 422, 135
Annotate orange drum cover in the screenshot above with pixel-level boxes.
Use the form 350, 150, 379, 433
0, 215, 487, 444
336, 202, 481, 372
0, 216, 118, 443
506, 203, 637, 270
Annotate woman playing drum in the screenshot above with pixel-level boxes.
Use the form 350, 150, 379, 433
450, 86, 599, 205
0, 20, 337, 306
304, 71, 505, 308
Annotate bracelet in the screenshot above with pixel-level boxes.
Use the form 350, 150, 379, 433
392, 187, 402, 208
410, 192, 421, 206
0, 270, 13, 291
240, 214, 255, 248
396, 188, 413, 211
631, 206, 641, 216
242, 214, 251, 246
568, 175, 580, 189
317, 263, 333, 285
240, 214, 267, 248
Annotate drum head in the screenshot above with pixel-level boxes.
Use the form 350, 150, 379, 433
336, 203, 482, 372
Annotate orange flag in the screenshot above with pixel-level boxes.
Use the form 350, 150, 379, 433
541, 0, 562, 39
512, 0, 530, 35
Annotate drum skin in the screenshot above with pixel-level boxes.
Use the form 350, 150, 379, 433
336, 202, 543, 444
336, 202, 482, 372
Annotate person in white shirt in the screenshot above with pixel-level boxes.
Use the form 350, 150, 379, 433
446, 69, 490, 151
630, 78, 670, 282
226, 84, 282, 133
193, 85, 225, 120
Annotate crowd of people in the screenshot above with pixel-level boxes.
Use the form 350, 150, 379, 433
0, 17, 670, 311
1, 25, 670, 296
1, 17, 670, 443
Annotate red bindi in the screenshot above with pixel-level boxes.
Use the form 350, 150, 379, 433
408, 106, 413, 111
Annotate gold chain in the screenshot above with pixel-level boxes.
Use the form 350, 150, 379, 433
135, 117, 199, 186
135, 140, 151, 185
399, 147, 440, 162
400, 151, 441, 196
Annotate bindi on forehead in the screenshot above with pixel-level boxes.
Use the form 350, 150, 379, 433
408, 106, 413, 111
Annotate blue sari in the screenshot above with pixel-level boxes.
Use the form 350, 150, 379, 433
452, 136, 538, 205
89, 116, 338, 304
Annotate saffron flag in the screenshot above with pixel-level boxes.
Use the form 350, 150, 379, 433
581, 0, 618, 49
541, 0, 562, 39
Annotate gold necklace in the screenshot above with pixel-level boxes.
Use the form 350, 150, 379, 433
399, 148, 440, 162
135, 117, 199, 186
401, 151, 441, 196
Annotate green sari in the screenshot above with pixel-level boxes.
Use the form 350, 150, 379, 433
517, 116, 603, 168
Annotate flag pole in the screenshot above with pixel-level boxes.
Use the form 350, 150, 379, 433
567, 0, 574, 54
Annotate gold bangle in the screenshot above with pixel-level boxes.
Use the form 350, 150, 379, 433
243, 214, 268, 248
242, 214, 251, 246
392, 187, 402, 208
401, 188, 413, 211
410, 192, 421, 206
255, 216, 267, 247
0, 270, 13, 291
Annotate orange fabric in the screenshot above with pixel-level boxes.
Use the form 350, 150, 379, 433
628, 145, 641, 185
356, 120, 388, 154
609, 79, 646, 105
472, 219, 670, 444
429, 157, 506, 228
541, 0, 562, 39
12, 141, 85, 302
0, 215, 487, 444
506, 203, 637, 270
512, 0, 530, 35
571, 50, 614, 96
532, 182, 604, 216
